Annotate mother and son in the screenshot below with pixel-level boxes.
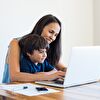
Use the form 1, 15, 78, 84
2, 14, 66, 83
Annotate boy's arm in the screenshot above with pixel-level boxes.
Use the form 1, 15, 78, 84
44, 68, 57, 75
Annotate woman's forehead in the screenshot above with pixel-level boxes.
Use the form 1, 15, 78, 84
44, 23, 60, 32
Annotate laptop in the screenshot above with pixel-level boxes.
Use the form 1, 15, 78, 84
35, 46, 100, 88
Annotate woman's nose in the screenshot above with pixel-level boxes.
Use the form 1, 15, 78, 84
50, 35, 56, 41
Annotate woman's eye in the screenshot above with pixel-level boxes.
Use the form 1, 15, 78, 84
55, 34, 58, 37
49, 30, 54, 34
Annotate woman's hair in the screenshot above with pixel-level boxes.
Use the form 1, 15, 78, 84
19, 14, 61, 66
19, 34, 49, 56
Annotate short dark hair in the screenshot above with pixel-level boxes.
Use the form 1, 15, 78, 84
19, 34, 49, 56
19, 14, 61, 66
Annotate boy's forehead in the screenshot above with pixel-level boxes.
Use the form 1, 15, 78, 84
33, 48, 46, 52
38, 49, 46, 51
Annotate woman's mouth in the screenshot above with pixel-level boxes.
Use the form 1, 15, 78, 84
46, 38, 52, 43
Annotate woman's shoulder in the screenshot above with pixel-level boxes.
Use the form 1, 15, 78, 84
9, 37, 21, 45
9, 37, 22, 48
9, 39, 18, 47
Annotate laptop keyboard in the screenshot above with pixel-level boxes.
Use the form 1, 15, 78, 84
53, 78, 64, 84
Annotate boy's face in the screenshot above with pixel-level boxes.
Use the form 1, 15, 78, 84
27, 49, 47, 64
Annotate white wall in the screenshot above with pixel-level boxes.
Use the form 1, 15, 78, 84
61, 0, 93, 65
0, 0, 94, 82
94, 0, 100, 45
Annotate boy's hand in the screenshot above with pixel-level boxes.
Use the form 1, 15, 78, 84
47, 71, 66, 81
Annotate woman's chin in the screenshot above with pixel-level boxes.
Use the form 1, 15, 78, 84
46, 39, 52, 44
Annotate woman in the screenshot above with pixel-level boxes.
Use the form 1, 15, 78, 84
2, 14, 66, 83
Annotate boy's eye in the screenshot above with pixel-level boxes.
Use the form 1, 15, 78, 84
38, 50, 46, 54
39, 51, 44, 53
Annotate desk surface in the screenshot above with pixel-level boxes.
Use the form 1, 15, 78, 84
0, 82, 100, 100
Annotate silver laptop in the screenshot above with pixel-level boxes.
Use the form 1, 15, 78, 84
36, 46, 100, 88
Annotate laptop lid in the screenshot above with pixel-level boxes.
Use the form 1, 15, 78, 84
36, 46, 100, 88
63, 46, 100, 87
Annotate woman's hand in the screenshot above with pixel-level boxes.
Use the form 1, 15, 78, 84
45, 71, 66, 81
55, 62, 67, 72
61, 67, 67, 72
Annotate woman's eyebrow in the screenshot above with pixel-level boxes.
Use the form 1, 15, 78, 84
51, 30, 58, 34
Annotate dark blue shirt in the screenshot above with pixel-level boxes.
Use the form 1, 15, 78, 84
20, 54, 54, 73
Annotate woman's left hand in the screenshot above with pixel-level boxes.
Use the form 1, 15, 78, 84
61, 67, 67, 72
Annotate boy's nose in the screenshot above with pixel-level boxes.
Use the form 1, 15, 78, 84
43, 52, 47, 57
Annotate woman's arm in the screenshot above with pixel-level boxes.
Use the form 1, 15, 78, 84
9, 70, 65, 82
8, 39, 22, 81
8, 40, 65, 82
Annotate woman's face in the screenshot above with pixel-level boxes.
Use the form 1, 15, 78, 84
41, 22, 60, 44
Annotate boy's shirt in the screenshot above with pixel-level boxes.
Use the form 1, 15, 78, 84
20, 54, 54, 73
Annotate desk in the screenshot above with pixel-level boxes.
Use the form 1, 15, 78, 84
0, 82, 100, 100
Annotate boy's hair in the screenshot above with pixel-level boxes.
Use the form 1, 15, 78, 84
19, 34, 49, 55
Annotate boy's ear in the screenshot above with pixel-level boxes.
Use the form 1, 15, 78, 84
26, 52, 31, 57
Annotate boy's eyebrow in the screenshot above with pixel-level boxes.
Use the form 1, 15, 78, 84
38, 49, 47, 52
